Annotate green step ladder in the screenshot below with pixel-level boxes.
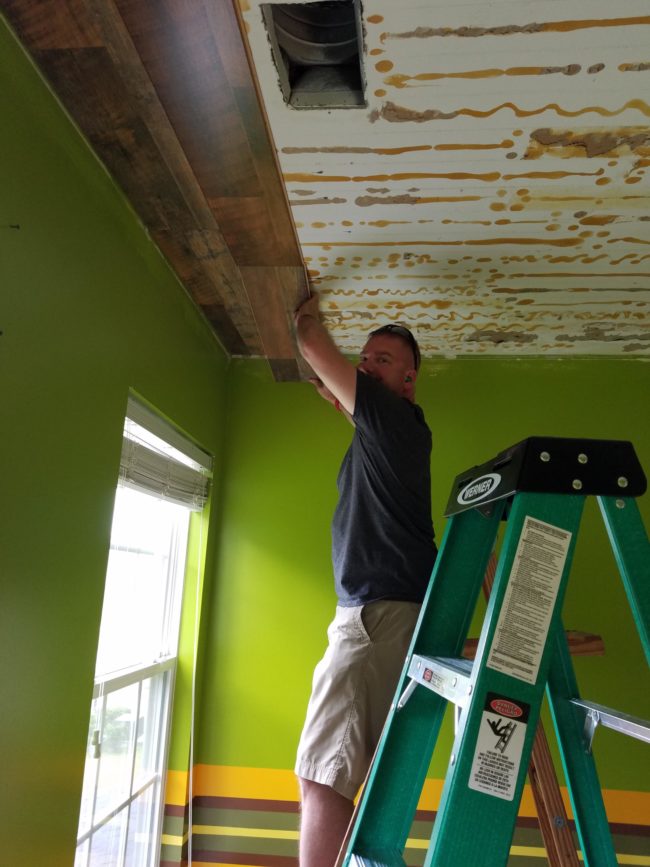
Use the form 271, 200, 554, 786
341, 436, 650, 867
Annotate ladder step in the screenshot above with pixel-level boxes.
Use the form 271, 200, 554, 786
571, 699, 650, 750
349, 851, 407, 867
403, 655, 473, 707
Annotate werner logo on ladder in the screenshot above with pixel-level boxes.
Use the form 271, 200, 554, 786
339, 436, 650, 867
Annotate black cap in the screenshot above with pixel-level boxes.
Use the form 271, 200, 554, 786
368, 323, 421, 370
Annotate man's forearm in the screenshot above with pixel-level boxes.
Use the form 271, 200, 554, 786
296, 311, 338, 366
293, 295, 357, 414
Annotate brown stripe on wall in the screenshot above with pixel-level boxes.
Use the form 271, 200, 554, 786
610, 821, 650, 837
191, 850, 297, 866
192, 795, 300, 812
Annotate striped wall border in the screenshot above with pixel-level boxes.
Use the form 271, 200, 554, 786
160, 766, 650, 867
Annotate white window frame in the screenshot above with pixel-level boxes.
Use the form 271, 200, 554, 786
76, 659, 175, 856
76, 400, 211, 867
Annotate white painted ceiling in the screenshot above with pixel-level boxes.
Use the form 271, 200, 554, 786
240, 0, 650, 358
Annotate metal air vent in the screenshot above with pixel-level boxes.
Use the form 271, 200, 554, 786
262, 1, 366, 109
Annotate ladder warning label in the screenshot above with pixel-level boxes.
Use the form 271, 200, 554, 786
486, 516, 572, 685
468, 692, 530, 801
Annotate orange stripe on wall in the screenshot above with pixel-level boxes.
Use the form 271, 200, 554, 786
166, 765, 650, 826
164, 769, 189, 807
195, 765, 300, 802
600, 788, 650, 825
412, 777, 540, 817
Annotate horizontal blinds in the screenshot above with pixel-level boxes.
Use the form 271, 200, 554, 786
125, 397, 212, 470
119, 399, 212, 511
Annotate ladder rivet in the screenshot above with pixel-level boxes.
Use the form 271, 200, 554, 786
450, 754, 456, 766
572, 479, 583, 490
616, 499, 626, 509
540, 451, 551, 462
578, 453, 588, 464
451, 677, 457, 687
618, 476, 629, 488
468, 685, 473, 695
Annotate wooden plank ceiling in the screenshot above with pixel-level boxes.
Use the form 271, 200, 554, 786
3, 0, 309, 381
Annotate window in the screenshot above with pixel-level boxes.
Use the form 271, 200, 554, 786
75, 400, 211, 867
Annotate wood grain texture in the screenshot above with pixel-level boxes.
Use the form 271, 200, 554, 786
3, 0, 306, 375
240, 266, 306, 359
115, 0, 261, 200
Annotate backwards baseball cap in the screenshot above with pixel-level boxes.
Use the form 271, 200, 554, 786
368, 323, 421, 370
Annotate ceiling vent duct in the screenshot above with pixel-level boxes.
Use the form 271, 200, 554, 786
262, 1, 366, 109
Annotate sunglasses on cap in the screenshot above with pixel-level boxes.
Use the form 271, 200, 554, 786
368, 323, 421, 371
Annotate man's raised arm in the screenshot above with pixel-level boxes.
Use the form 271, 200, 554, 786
294, 294, 357, 416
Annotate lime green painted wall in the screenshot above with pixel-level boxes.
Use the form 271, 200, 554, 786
0, 19, 228, 866
198, 357, 650, 793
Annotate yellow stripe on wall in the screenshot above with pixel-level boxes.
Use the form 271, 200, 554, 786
193, 825, 299, 840
160, 832, 188, 847
510, 846, 650, 864
406, 841, 550, 857
165, 764, 650, 826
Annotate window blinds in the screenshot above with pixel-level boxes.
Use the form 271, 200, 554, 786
119, 398, 212, 511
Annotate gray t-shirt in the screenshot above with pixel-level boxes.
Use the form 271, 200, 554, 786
332, 370, 437, 606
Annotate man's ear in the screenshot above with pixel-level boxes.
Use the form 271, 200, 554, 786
403, 368, 417, 399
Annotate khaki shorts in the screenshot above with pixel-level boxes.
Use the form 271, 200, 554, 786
295, 599, 421, 801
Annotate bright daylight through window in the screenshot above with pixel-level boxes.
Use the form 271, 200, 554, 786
75, 400, 211, 867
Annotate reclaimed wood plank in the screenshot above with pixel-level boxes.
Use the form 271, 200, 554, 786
206, 0, 302, 266
153, 230, 263, 356
240, 266, 300, 359
115, 0, 261, 200
2, 0, 102, 49
4, 0, 307, 376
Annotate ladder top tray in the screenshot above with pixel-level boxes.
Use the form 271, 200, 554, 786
445, 436, 646, 516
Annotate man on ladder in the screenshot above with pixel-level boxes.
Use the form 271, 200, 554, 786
293, 293, 438, 867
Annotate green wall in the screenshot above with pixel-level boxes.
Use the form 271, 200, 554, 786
0, 19, 228, 866
199, 357, 650, 792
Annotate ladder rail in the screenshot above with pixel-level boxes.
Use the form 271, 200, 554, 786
425, 493, 585, 867
598, 496, 650, 665
343, 501, 506, 863
546, 629, 619, 867
481, 552, 581, 867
